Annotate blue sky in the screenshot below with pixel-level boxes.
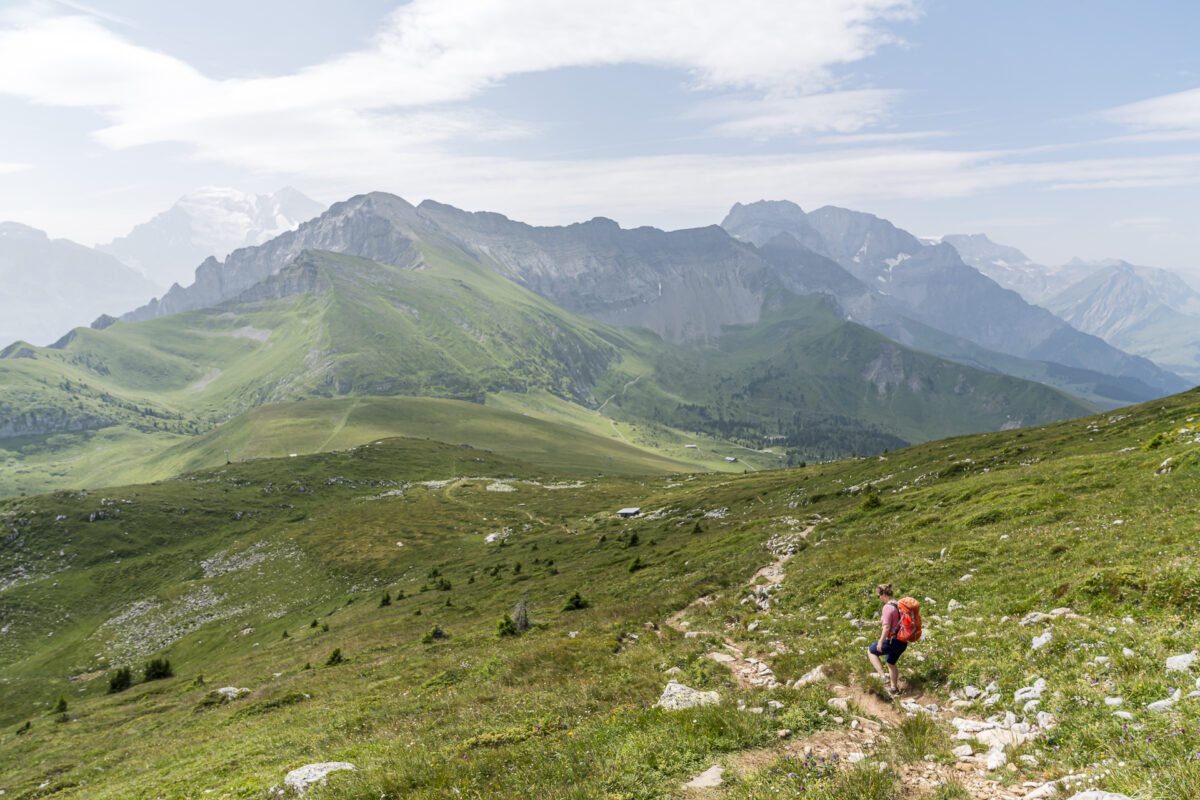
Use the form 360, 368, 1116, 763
1, 0, 1199, 274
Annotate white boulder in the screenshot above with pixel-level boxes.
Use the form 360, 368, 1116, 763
1166, 652, 1197, 673
656, 681, 719, 710
284, 762, 357, 797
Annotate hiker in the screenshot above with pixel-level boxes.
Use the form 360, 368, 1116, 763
868, 582, 908, 695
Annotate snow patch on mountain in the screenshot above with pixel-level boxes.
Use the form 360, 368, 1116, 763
100, 187, 326, 290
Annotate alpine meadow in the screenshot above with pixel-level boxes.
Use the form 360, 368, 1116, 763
3, 3, 1200, 800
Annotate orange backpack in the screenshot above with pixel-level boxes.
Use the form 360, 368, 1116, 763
891, 597, 922, 643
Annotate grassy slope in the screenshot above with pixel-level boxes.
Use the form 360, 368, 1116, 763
141, 396, 702, 477
3, 389, 1200, 797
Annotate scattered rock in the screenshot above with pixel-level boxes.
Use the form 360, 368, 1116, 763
1025, 783, 1059, 799
1014, 678, 1047, 703
794, 665, 827, 688
705, 652, 735, 663
655, 681, 719, 711
827, 697, 849, 712
283, 762, 356, 797
1032, 631, 1052, 650
1103, 696, 1122, 706
216, 686, 250, 701
684, 765, 724, 789
1020, 611, 1049, 626
1062, 792, 1134, 800
777, 728, 792, 739
947, 599, 963, 613
952, 744, 973, 759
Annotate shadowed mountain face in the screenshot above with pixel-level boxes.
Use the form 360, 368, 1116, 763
722, 201, 1188, 399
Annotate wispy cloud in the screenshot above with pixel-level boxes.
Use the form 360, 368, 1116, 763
691, 90, 901, 139
1099, 86, 1200, 140
0, 162, 32, 174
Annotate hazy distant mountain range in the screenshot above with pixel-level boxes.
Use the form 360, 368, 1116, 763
942, 232, 1200, 383
0, 222, 159, 347
99, 187, 326, 290
0, 188, 326, 348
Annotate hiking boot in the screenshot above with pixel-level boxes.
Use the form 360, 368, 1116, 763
886, 686, 901, 696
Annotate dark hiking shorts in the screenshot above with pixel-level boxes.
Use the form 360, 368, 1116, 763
869, 637, 907, 665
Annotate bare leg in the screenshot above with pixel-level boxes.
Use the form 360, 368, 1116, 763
868, 650, 887, 678
887, 662, 900, 691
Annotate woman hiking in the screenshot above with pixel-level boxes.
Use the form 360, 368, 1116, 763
867, 582, 906, 696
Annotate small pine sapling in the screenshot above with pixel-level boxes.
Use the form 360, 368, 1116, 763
380, 591, 392, 607
325, 648, 345, 667
107, 666, 132, 694
563, 590, 589, 611
496, 614, 520, 638
143, 657, 173, 682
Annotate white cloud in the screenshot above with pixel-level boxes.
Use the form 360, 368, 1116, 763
0, 162, 31, 174
0, 1, 916, 169
1100, 87, 1200, 139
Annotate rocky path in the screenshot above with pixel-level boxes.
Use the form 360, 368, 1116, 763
665, 525, 1058, 800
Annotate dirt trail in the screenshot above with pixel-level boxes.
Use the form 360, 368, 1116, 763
670, 524, 1030, 800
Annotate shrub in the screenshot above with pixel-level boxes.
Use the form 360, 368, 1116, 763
562, 591, 589, 611
143, 657, 173, 682
628, 556, 644, 573
380, 591, 391, 607
625, 531, 640, 548
496, 614, 520, 638
325, 648, 345, 666
421, 625, 449, 644
321, 622, 329, 632
433, 576, 452, 591
412, 607, 422, 616
310, 619, 318, 628
16, 720, 30, 735
1145, 432, 1172, 450
281, 630, 289, 639
108, 666, 132, 694
50, 695, 67, 714
859, 492, 882, 510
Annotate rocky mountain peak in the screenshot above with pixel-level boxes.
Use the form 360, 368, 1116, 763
720, 200, 825, 253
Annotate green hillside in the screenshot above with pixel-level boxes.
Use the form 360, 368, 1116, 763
0, 247, 1093, 497
2, 387, 1200, 798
